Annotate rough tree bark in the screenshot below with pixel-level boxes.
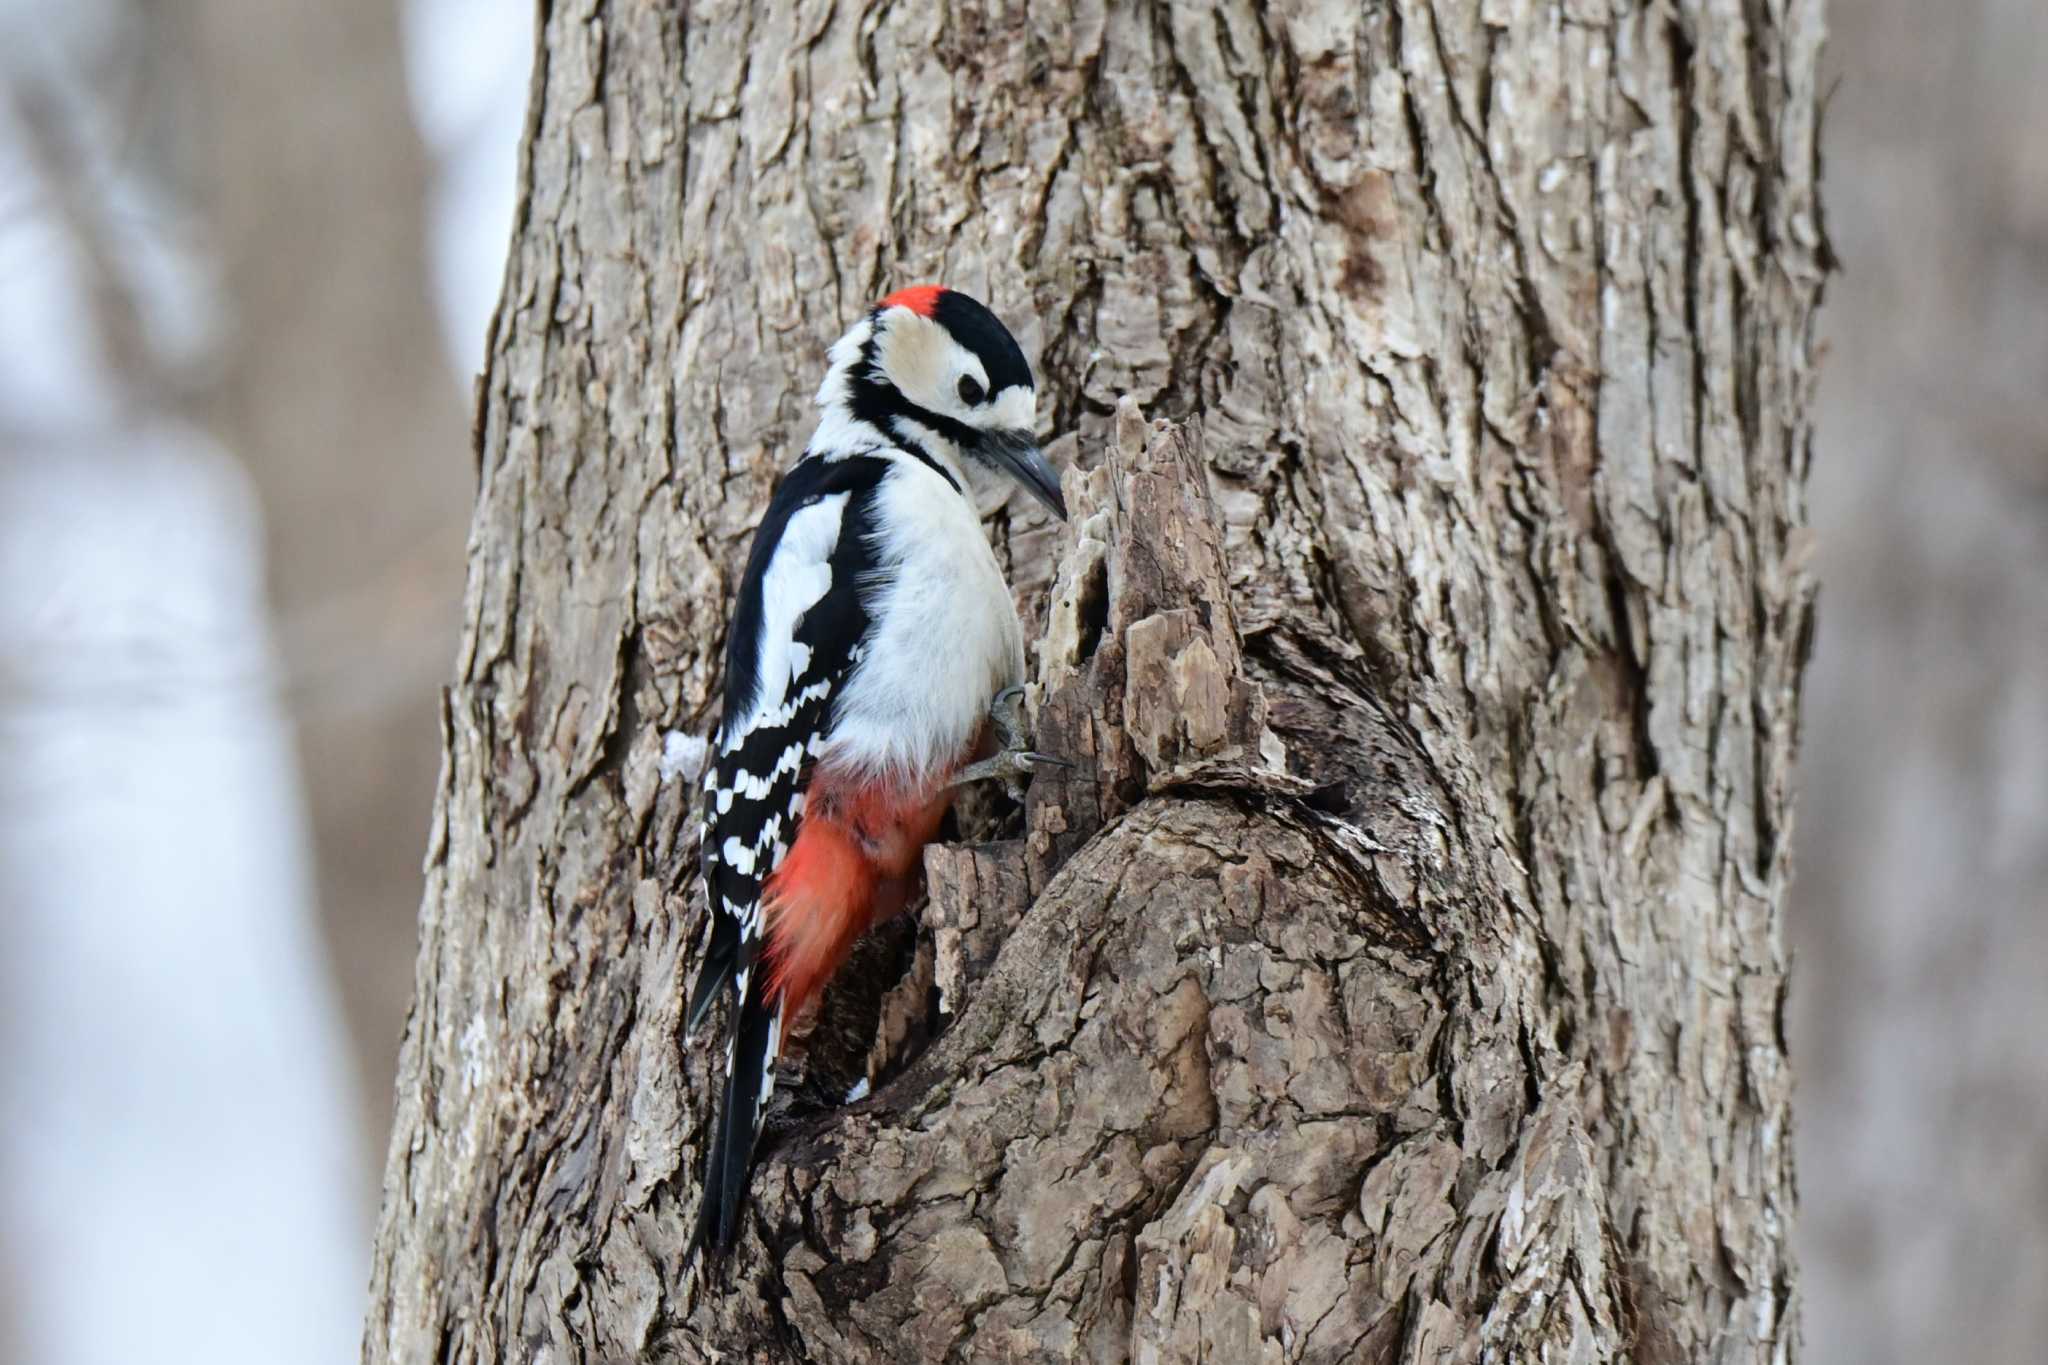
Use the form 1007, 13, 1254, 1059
365, 3, 1824, 1362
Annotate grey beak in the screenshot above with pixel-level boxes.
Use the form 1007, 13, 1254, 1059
981, 429, 1067, 520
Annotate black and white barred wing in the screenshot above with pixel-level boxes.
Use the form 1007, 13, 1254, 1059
687, 452, 887, 1027
686, 452, 887, 1254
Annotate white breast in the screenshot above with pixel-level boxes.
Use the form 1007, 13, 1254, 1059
821, 455, 1025, 787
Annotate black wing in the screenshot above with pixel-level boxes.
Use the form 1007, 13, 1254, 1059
687, 452, 890, 1256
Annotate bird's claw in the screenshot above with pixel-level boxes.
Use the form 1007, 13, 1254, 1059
951, 686, 1071, 799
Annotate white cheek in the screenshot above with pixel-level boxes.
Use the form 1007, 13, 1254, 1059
991, 384, 1036, 431
876, 316, 953, 409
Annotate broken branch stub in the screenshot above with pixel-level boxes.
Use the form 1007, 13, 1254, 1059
1029, 399, 1281, 882
927, 401, 1281, 1015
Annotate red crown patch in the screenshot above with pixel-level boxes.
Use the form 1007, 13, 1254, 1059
876, 284, 944, 316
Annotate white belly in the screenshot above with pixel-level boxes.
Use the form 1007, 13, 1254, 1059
820, 456, 1025, 786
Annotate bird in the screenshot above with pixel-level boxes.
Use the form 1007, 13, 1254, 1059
686, 285, 1067, 1256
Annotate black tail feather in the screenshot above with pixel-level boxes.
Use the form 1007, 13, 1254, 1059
689, 968, 779, 1259
684, 949, 734, 1037
685, 906, 742, 1037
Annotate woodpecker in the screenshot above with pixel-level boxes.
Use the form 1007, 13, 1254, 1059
686, 286, 1066, 1255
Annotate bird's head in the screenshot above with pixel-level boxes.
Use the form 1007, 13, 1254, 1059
813, 285, 1066, 520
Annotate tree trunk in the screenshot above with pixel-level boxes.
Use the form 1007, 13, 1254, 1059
364, 3, 1825, 1362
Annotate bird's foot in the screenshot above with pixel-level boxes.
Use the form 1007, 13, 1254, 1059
950, 685, 1069, 801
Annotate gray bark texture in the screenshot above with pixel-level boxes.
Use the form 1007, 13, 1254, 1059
365, 2, 1825, 1362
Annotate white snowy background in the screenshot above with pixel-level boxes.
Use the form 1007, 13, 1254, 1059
0, 1, 527, 1361
0, 2, 2042, 1363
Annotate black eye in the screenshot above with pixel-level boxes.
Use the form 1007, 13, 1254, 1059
957, 375, 986, 406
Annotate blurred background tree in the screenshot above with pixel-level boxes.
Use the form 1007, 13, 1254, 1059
0, 0, 516, 1360
1791, 3, 2048, 1361
181, 0, 474, 1159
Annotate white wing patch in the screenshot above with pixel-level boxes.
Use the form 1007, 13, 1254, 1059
720, 491, 851, 755
720, 835, 758, 876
